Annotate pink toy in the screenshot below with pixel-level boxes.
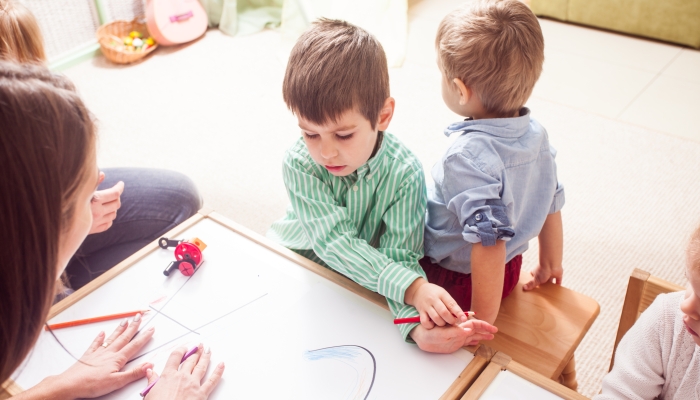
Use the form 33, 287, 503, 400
146, 0, 207, 46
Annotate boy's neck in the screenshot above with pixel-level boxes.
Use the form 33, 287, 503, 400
370, 131, 384, 159
467, 109, 520, 120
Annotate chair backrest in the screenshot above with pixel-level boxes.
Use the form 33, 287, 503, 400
610, 268, 684, 370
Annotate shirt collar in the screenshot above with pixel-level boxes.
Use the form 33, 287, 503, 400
444, 107, 531, 139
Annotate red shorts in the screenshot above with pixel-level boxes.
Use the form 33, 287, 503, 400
419, 254, 522, 311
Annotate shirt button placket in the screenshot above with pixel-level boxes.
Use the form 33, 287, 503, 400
353, 185, 359, 192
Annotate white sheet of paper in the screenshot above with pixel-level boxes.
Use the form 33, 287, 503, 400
13, 218, 473, 399
479, 370, 564, 400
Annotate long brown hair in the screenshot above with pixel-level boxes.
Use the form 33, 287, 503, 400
0, 0, 46, 63
0, 61, 96, 382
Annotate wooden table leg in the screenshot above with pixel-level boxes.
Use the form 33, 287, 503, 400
559, 355, 578, 391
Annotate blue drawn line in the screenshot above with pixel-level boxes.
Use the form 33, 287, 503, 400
304, 345, 376, 400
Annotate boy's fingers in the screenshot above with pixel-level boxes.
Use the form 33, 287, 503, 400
523, 274, 541, 291
419, 312, 435, 329
554, 270, 563, 285
443, 297, 465, 322
428, 309, 446, 327
202, 362, 225, 396
434, 303, 456, 325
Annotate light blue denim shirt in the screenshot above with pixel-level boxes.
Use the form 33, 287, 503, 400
424, 108, 564, 274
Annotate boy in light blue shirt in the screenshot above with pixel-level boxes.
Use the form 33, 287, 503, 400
423, 0, 565, 327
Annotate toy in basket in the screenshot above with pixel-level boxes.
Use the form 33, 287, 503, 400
96, 19, 158, 65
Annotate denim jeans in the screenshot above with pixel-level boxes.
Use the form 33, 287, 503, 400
64, 168, 202, 290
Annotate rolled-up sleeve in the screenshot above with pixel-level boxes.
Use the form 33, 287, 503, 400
441, 153, 514, 247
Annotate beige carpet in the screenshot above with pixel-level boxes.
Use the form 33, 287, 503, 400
63, 28, 700, 398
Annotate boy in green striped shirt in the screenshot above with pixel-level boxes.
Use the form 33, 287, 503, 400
267, 19, 497, 353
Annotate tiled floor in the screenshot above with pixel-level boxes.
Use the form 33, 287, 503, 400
407, 0, 700, 142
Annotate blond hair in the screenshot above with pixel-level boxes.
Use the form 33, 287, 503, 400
687, 225, 700, 273
0, 0, 46, 63
436, 0, 544, 117
283, 18, 389, 129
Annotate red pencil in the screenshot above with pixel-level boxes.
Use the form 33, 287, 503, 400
45, 310, 150, 331
393, 311, 475, 325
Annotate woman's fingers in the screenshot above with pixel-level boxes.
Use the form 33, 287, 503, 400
113, 362, 152, 388
84, 331, 106, 355
145, 367, 159, 385
201, 362, 225, 396
164, 346, 188, 373
192, 347, 211, 381
180, 344, 203, 374
109, 313, 143, 351
120, 326, 155, 359
101, 318, 129, 350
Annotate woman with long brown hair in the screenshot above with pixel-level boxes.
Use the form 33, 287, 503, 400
0, 61, 223, 399
0, 0, 202, 294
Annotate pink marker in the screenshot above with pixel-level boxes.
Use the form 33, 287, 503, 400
140, 345, 200, 397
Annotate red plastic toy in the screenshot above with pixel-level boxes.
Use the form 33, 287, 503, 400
159, 237, 207, 276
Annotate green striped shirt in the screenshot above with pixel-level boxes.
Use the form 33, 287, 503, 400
267, 132, 427, 341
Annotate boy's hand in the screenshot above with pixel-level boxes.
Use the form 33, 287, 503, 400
523, 263, 563, 290
524, 211, 563, 291
409, 319, 498, 354
404, 278, 466, 329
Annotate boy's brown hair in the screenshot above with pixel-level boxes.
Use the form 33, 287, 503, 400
0, 0, 46, 63
283, 18, 389, 129
436, 0, 544, 117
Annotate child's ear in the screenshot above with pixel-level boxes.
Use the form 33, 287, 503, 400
453, 78, 472, 106
376, 97, 395, 131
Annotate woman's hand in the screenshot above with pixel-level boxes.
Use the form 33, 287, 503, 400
144, 345, 225, 400
409, 319, 498, 353
57, 313, 155, 398
89, 172, 124, 234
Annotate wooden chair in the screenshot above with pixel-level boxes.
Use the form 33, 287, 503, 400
609, 268, 683, 370
486, 269, 600, 391
462, 351, 589, 400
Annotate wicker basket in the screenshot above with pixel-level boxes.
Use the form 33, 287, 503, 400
96, 18, 158, 65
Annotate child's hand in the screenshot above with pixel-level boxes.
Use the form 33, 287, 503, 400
523, 263, 563, 291
409, 319, 498, 354
405, 278, 466, 329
